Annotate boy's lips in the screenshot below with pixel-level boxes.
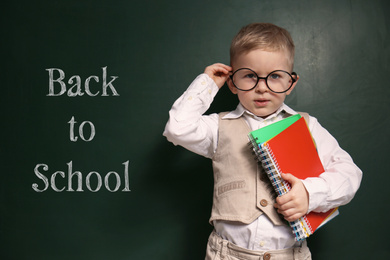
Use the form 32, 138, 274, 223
254, 99, 269, 107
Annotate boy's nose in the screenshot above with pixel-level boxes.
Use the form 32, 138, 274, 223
254, 78, 268, 93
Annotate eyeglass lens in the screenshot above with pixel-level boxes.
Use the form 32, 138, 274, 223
232, 69, 294, 93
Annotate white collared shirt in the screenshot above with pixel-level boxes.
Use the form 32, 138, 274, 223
163, 73, 362, 250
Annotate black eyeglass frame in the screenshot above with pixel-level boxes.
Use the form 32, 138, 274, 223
229, 68, 297, 93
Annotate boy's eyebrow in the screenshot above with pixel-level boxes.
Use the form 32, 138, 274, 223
231, 67, 280, 73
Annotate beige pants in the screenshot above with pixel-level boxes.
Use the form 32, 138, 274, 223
205, 231, 312, 260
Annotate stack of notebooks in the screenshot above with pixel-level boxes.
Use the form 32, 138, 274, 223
248, 114, 339, 241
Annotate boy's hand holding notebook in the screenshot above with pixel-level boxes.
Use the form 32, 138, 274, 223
274, 172, 310, 222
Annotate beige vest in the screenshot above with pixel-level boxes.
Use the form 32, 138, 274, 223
210, 112, 286, 226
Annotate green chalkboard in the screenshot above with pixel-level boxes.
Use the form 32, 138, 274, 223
1, 0, 389, 259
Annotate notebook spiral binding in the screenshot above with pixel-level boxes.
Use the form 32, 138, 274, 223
249, 135, 313, 241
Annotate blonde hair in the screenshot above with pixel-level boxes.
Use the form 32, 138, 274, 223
230, 23, 295, 69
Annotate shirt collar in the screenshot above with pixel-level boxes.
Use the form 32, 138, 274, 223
222, 103, 296, 120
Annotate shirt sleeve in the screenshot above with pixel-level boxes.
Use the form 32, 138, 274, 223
302, 116, 363, 213
162, 73, 220, 159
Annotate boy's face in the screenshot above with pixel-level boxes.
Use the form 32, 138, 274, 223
227, 49, 298, 118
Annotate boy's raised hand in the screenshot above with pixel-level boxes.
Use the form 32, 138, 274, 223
204, 63, 232, 88
274, 173, 309, 222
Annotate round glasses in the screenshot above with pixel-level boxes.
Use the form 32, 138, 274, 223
230, 68, 297, 93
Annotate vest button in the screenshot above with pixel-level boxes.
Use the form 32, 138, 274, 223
260, 199, 268, 207
264, 252, 271, 260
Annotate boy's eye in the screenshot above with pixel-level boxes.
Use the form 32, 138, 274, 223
269, 73, 281, 80
243, 73, 257, 79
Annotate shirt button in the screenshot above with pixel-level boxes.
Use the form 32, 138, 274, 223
264, 252, 271, 260
260, 241, 265, 247
260, 199, 268, 207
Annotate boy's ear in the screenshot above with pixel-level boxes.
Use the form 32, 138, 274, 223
286, 74, 299, 95
227, 77, 238, 94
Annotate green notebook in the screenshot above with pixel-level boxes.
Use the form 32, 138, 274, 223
249, 114, 302, 145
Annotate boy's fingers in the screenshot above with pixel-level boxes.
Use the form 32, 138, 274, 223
205, 63, 232, 75
281, 173, 298, 185
284, 213, 301, 222
275, 199, 295, 211
275, 192, 292, 206
276, 205, 305, 222
212, 62, 232, 69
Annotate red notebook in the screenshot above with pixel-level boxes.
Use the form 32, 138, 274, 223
254, 117, 338, 240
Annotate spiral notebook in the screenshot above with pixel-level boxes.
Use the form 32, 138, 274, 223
248, 115, 339, 241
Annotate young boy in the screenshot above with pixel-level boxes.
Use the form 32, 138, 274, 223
163, 23, 362, 260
